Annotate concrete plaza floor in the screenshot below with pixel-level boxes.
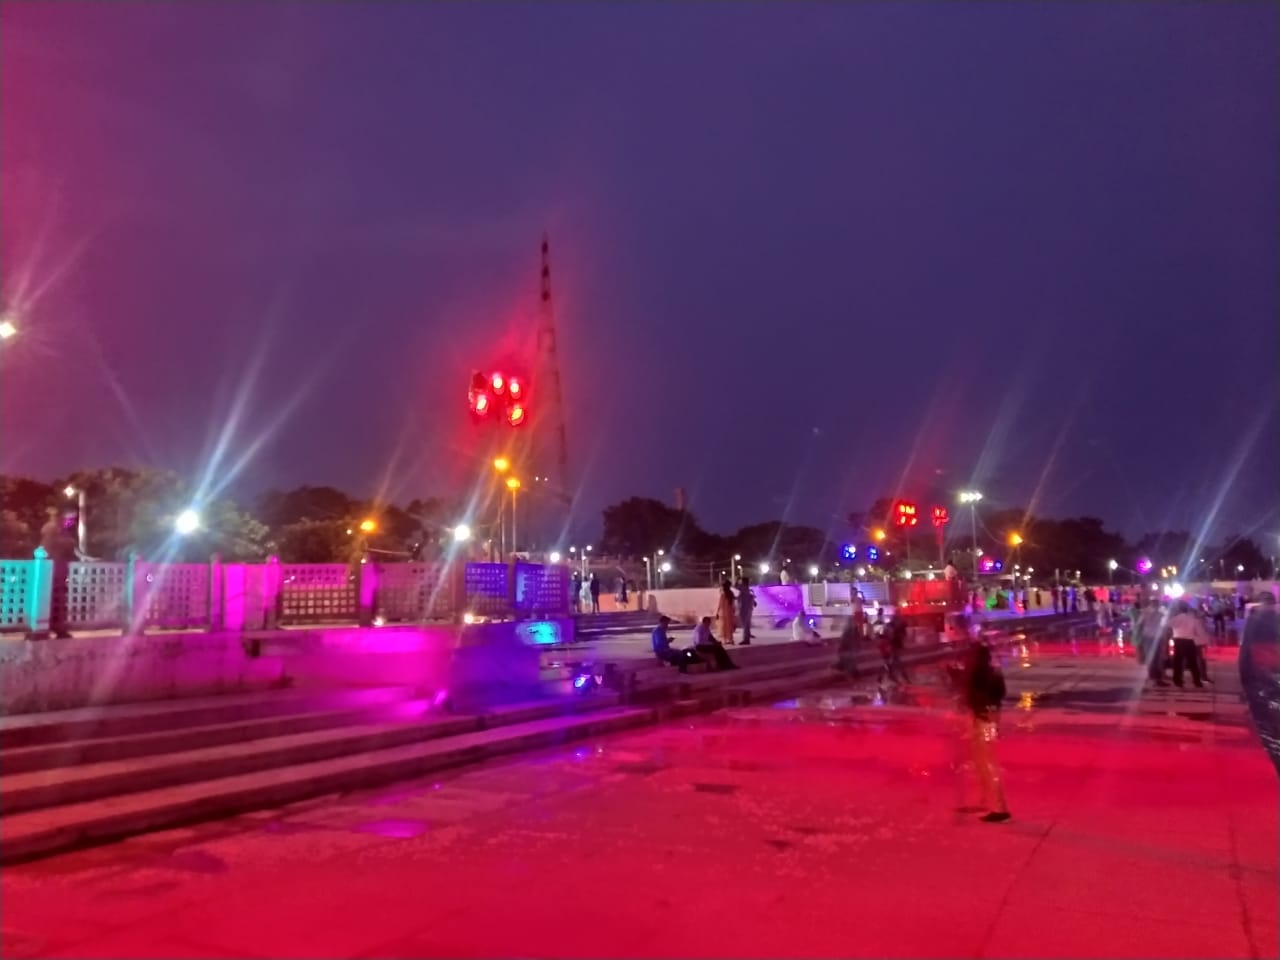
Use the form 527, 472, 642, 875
1, 642, 1273, 959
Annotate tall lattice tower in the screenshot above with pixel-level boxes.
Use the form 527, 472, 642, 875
536, 233, 571, 504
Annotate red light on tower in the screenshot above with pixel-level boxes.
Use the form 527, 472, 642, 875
931, 506, 949, 527
894, 501, 919, 527
474, 393, 490, 415
491, 373, 505, 394
508, 403, 526, 427
508, 378, 521, 398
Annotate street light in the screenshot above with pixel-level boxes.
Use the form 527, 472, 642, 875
493, 457, 510, 473
0, 317, 16, 340
506, 477, 521, 553
1008, 532, 1023, 547
808, 564, 820, 581
1108, 558, 1118, 585
63, 485, 87, 556
758, 562, 770, 576
873, 528, 887, 542
549, 551, 562, 564
358, 518, 378, 534
174, 509, 201, 536
958, 491, 983, 579
452, 524, 473, 543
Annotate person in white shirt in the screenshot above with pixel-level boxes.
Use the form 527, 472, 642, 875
1167, 602, 1206, 688
691, 616, 737, 671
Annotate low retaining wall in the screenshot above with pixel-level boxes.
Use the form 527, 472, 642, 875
0, 618, 574, 716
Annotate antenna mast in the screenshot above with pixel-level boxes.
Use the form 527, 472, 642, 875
537, 234, 571, 504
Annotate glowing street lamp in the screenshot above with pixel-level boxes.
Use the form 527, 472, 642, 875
1108, 558, 1118, 585
174, 509, 201, 536
549, 551, 562, 564
63, 485, 87, 556
0, 317, 16, 340
808, 564, 820, 581
758, 562, 770, 576
452, 523, 473, 544
1008, 532, 1023, 547
358, 518, 378, 534
492, 456, 510, 473
872, 528, 887, 542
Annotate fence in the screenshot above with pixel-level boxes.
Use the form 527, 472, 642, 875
0, 549, 571, 637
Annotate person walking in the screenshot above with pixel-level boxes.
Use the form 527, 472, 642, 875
716, 581, 738, 645
1167, 601, 1206, 688
736, 575, 756, 646
1239, 592, 1280, 778
958, 643, 1011, 822
1140, 600, 1169, 686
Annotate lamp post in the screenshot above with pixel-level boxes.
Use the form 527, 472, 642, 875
505, 477, 521, 554
63, 485, 87, 557
643, 556, 653, 591
492, 457, 511, 556
958, 491, 983, 579
659, 560, 671, 587
1108, 558, 1118, 585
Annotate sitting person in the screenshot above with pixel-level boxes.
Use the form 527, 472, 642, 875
792, 611, 823, 645
651, 615, 700, 672
691, 616, 738, 671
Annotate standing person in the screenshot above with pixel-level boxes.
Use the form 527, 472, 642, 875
1139, 600, 1169, 686
959, 643, 1011, 822
588, 573, 601, 614
1211, 596, 1227, 639
716, 581, 738, 645
1167, 601, 1206, 688
885, 610, 910, 684
616, 576, 629, 610
736, 575, 756, 646
1051, 585, 1061, 614
1239, 592, 1280, 778
571, 570, 583, 614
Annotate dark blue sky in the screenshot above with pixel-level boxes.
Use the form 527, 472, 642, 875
1, 2, 1276, 544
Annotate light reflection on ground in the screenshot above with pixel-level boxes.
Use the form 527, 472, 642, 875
0, 643, 1272, 960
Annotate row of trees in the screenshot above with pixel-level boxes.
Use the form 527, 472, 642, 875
599, 496, 1276, 583
2, 472, 1272, 582
0, 469, 463, 564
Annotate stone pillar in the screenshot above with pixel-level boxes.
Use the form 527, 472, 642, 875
25, 547, 53, 639
124, 553, 148, 636
263, 555, 281, 630
357, 558, 378, 626
208, 553, 224, 632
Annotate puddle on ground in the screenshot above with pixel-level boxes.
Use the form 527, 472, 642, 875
691, 782, 739, 795
352, 818, 430, 839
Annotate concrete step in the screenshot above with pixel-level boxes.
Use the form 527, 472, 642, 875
0, 686, 418, 750
0, 694, 621, 816
0, 698, 432, 775
0, 704, 653, 863
726, 666, 843, 705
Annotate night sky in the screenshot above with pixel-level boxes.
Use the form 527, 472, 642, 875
1, 2, 1276, 544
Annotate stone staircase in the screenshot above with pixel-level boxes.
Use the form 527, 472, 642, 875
0, 686, 644, 863
573, 609, 659, 641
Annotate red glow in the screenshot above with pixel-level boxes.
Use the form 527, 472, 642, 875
508, 403, 525, 426
474, 393, 490, 414
491, 373, 505, 394
895, 501, 919, 527
931, 506, 949, 527
508, 379, 521, 398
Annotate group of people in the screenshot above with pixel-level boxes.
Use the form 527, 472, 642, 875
831, 598, 910, 686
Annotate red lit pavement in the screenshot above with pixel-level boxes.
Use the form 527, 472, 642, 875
1, 643, 1274, 959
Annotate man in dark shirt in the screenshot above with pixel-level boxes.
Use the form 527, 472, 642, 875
651, 616, 698, 672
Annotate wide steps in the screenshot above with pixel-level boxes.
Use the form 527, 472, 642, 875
0, 694, 621, 816
0, 686, 417, 750
0, 699, 427, 775
0, 704, 651, 863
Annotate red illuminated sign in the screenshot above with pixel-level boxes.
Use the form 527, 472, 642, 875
932, 506, 949, 527
894, 501, 919, 528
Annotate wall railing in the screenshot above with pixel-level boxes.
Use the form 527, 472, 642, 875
0, 549, 571, 637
